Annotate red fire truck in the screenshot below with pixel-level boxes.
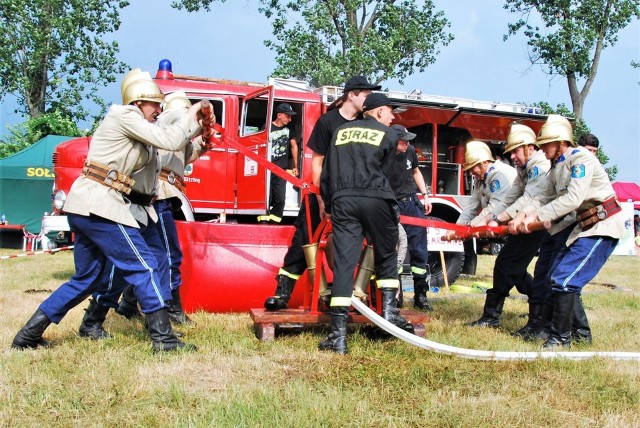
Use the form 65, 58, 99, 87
45, 60, 548, 313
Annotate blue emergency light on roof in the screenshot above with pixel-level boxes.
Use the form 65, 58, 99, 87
156, 59, 174, 80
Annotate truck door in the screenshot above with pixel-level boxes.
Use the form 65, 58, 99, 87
236, 86, 274, 214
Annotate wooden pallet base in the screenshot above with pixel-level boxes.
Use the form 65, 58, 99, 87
250, 308, 430, 341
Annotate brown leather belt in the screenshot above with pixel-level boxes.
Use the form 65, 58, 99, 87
82, 160, 135, 195
576, 196, 621, 231
159, 168, 186, 193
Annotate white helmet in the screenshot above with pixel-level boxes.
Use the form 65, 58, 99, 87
536, 114, 574, 147
463, 140, 494, 171
163, 91, 192, 111
121, 69, 164, 105
504, 124, 537, 153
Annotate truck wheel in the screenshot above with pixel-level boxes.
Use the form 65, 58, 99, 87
427, 250, 465, 289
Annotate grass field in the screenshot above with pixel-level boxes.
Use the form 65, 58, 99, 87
1, 249, 639, 427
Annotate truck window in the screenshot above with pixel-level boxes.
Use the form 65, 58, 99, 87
187, 97, 224, 127
241, 97, 268, 136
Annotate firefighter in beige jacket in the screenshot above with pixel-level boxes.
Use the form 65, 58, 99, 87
95, 93, 207, 329
469, 125, 550, 330
512, 115, 624, 348
12, 70, 210, 353
454, 141, 518, 227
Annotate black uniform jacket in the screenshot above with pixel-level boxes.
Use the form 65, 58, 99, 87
320, 116, 398, 210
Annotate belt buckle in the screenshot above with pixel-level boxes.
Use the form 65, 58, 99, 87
596, 205, 607, 220
167, 171, 176, 185
104, 170, 118, 186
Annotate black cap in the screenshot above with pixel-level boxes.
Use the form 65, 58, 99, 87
391, 124, 416, 141
275, 103, 297, 115
362, 93, 397, 112
344, 76, 382, 92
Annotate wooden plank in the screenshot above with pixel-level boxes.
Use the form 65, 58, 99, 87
250, 308, 430, 326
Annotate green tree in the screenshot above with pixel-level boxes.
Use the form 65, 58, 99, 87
0, 110, 83, 158
0, 0, 130, 125
172, 0, 453, 87
535, 101, 618, 180
504, 0, 639, 119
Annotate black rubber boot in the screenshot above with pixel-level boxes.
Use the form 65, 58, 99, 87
525, 295, 553, 341
147, 308, 197, 352
318, 306, 349, 354
78, 299, 111, 340
413, 277, 432, 311
512, 303, 544, 339
543, 292, 576, 349
572, 294, 592, 344
168, 288, 194, 326
115, 285, 143, 320
264, 274, 296, 311
469, 293, 505, 328
12, 309, 52, 350
381, 288, 414, 333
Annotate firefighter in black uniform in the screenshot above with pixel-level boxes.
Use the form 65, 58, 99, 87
388, 124, 433, 310
263, 76, 381, 311
319, 93, 409, 354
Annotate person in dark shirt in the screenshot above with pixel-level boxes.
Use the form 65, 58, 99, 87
263, 76, 381, 311
388, 124, 433, 310
258, 103, 298, 223
319, 93, 411, 354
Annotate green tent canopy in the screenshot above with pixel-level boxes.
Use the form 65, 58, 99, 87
0, 135, 74, 232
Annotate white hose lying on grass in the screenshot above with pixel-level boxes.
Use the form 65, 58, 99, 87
351, 298, 640, 361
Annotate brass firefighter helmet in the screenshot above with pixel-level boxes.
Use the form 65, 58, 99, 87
163, 91, 192, 112
463, 140, 494, 171
536, 114, 574, 147
121, 69, 164, 105
504, 124, 537, 154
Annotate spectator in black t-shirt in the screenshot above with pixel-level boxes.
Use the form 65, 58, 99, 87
258, 103, 298, 223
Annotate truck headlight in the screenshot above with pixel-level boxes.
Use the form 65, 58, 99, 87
53, 190, 66, 210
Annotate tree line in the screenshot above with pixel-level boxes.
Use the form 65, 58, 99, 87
1, 0, 637, 177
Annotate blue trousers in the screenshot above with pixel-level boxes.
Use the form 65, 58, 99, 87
92, 199, 180, 308
530, 226, 574, 305
40, 213, 171, 323
397, 197, 428, 278
549, 236, 618, 293
154, 199, 182, 291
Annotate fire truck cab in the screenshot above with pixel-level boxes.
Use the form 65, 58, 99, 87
46, 60, 549, 310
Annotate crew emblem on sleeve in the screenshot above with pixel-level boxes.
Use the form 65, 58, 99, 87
489, 179, 501, 192
527, 166, 539, 180
571, 164, 586, 178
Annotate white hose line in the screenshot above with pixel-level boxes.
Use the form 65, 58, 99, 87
351, 298, 640, 361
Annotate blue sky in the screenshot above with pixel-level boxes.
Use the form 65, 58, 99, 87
1, 0, 638, 182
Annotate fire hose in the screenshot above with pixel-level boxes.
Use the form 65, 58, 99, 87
209, 119, 640, 360
350, 298, 640, 361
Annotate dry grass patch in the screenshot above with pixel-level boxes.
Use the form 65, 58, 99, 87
1, 250, 639, 427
